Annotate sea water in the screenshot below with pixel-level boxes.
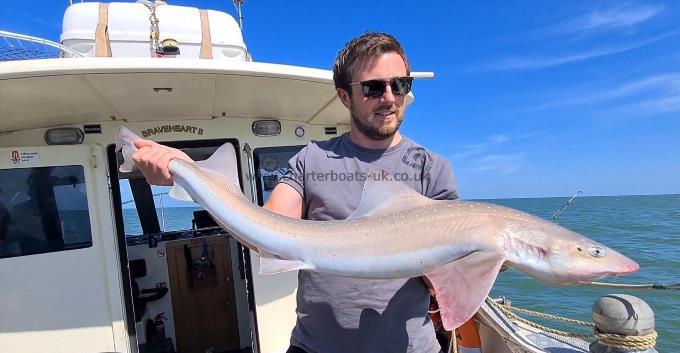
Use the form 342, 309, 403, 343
489, 194, 679, 352
124, 194, 679, 352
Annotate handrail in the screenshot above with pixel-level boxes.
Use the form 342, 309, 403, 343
0, 30, 84, 60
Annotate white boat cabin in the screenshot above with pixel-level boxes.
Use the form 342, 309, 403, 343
0, 2, 356, 353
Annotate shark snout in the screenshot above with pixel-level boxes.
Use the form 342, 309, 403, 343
617, 258, 640, 274
585, 256, 640, 281
602, 248, 640, 276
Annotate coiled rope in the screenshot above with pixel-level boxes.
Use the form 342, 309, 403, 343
485, 298, 658, 351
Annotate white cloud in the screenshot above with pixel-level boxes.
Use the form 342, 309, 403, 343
548, 4, 664, 36
488, 134, 509, 144
524, 73, 680, 114
462, 134, 508, 150
449, 147, 485, 161
479, 31, 675, 71
449, 133, 541, 175
468, 154, 524, 175
449, 134, 509, 161
599, 93, 680, 116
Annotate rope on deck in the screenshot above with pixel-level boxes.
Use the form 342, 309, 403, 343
486, 298, 658, 351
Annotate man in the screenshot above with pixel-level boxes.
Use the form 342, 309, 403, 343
132, 32, 457, 353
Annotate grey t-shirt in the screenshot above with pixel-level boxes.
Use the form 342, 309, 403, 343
279, 133, 458, 353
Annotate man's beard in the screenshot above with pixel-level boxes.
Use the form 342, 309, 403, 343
350, 105, 404, 141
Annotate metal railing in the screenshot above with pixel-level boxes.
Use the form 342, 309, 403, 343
0, 30, 84, 61
122, 192, 170, 231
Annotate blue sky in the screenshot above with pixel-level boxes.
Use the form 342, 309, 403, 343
2, 1, 679, 199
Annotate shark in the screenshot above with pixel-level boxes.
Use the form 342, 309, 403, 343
116, 126, 639, 330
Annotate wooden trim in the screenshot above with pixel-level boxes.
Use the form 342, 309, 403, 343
95, 3, 112, 57
199, 10, 213, 59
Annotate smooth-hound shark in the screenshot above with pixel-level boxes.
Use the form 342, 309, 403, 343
117, 127, 639, 330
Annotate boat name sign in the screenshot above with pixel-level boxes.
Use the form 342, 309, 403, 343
141, 125, 205, 138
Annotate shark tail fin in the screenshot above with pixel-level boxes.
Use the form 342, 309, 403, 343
116, 127, 141, 173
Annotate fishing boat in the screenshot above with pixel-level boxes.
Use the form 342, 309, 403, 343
0, 2, 658, 353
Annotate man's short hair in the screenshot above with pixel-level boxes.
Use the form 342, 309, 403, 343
333, 32, 411, 92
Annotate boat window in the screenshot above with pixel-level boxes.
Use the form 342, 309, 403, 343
111, 140, 239, 237
253, 145, 304, 205
119, 180, 201, 236
0, 165, 92, 259
119, 179, 143, 236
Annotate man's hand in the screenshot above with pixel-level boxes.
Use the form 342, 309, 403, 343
132, 139, 193, 186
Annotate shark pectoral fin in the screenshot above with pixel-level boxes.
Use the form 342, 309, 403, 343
425, 250, 506, 330
258, 251, 311, 275
194, 142, 241, 188
348, 168, 439, 219
169, 183, 194, 202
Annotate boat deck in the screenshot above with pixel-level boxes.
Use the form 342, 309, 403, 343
477, 299, 590, 353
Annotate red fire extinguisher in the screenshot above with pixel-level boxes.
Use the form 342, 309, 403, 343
154, 313, 167, 340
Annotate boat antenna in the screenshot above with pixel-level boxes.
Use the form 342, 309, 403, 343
233, 0, 245, 30
550, 190, 582, 221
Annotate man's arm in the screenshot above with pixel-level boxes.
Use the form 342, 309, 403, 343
263, 183, 303, 219
426, 158, 458, 201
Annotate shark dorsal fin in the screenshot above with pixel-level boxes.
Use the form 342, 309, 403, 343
169, 142, 241, 202
347, 168, 437, 219
194, 142, 241, 189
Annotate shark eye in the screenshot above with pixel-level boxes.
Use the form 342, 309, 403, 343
587, 245, 606, 258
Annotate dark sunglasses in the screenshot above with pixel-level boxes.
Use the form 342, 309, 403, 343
349, 76, 414, 99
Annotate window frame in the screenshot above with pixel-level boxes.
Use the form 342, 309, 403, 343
252, 145, 305, 206
0, 164, 94, 259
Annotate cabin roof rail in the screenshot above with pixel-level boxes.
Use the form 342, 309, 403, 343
0, 30, 84, 61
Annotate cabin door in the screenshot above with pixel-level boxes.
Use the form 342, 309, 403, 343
166, 236, 240, 353
0, 145, 128, 353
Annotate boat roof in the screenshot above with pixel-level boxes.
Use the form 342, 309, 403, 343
0, 58, 389, 132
